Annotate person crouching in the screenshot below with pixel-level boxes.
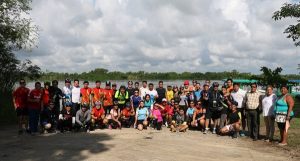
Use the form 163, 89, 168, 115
120, 102, 135, 128
103, 102, 122, 129
40, 102, 57, 133
170, 108, 189, 132
91, 101, 106, 130
134, 100, 149, 131
75, 103, 91, 132
220, 102, 240, 138
58, 102, 75, 133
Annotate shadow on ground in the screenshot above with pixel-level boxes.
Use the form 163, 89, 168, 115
0, 126, 112, 161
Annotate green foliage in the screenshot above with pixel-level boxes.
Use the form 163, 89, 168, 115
251, 66, 288, 87
273, 2, 300, 46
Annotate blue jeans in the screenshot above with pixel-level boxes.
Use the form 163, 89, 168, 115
29, 109, 40, 133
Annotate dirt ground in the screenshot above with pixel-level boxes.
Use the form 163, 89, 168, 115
0, 126, 298, 161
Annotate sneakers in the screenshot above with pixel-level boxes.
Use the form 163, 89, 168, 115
203, 128, 209, 134
239, 131, 245, 137
212, 128, 216, 134
232, 132, 238, 139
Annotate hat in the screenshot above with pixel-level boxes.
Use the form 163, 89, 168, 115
65, 102, 72, 107
65, 79, 71, 83
106, 81, 111, 86
162, 98, 167, 102
184, 80, 189, 85
126, 102, 131, 107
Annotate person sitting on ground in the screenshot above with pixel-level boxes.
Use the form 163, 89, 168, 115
186, 101, 196, 127
152, 103, 164, 130
40, 101, 57, 133
91, 101, 106, 130
171, 108, 189, 132
134, 100, 149, 131
104, 102, 121, 129
75, 103, 91, 132
120, 102, 135, 128
191, 102, 206, 131
58, 102, 75, 133
161, 98, 173, 127
220, 102, 240, 138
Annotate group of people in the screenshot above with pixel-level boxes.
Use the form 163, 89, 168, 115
13, 78, 295, 146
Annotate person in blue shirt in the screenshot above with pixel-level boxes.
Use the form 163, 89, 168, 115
134, 100, 149, 131
130, 89, 142, 111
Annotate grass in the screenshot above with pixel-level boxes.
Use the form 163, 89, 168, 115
286, 98, 300, 149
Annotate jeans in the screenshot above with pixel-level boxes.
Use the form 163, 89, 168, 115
29, 109, 40, 133
264, 116, 275, 140
246, 110, 258, 139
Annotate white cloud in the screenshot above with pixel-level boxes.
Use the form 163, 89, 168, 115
15, 0, 300, 74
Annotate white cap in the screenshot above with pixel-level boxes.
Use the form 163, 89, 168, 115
162, 98, 167, 102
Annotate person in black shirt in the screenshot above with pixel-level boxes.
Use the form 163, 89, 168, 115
40, 102, 57, 133
156, 80, 166, 104
220, 102, 240, 138
126, 81, 135, 98
58, 103, 75, 132
200, 84, 210, 109
49, 80, 63, 120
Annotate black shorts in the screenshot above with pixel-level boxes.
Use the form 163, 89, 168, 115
206, 108, 221, 120
277, 117, 293, 130
137, 120, 144, 125
16, 108, 28, 116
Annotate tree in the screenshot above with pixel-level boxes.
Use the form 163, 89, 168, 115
251, 67, 288, 87
0, 0, 40, 92
272, 2, 300, 46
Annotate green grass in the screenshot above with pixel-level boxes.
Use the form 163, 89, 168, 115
287, 98, 300, 149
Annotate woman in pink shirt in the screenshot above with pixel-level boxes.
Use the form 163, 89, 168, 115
152, 103, 164, 130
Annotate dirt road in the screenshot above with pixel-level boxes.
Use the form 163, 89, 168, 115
0, 127, 297, 161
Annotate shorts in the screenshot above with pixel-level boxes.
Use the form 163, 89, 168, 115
137, 120, 144, 125
206, 108, 221, 120
277, 117, 293, 130
16, 108, 28, 116
224, 124, 234, 131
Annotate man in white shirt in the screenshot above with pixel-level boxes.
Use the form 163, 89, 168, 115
146, 83, 158, 102
72, 79, 81, 112
231, 83, 247, 136
139, 81, 149, 99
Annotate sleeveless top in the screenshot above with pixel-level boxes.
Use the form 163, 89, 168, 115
275, 95, 294, 116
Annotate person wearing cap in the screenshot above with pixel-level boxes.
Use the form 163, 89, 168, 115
183, 80, 190, 95
62, 79, 73, 108
139, 81, 149, 99
134, 100, 149, 131
13, 79, 30, 134
115, 85, 129, 111
75, 104, 91, 132
130, 89, 142, 111
166, 85, 174, 102
49, 80, 63, 120
80, 81, 92, 108
161, 98, 173, 127
40, 101, 56, 133
156, 81, 166, 104
103, 81, 114, 115
204, 82, 222, 134
71, 79, 81, 112
92, 81, 105, 107
120, 102, 135, 128
220, 101, 240, 138
104, 102, 121, 129
126, 81, 135, 98
91, 101, 105, 130
58, 102, 75, 133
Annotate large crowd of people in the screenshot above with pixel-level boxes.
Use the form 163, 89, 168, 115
12, 78, 295, 146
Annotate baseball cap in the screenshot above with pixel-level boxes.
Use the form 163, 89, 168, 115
65, 102, 72, 107
106, 81, 111, 86
126, 102, 131, 107
162, 98, 167, 102
65, 79, 71, 83
184, 80, 189, 85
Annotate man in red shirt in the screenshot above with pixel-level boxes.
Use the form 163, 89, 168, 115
42, 82, 51, 108
103, 81, 114, 115
161, 98, 174, 127
80, 81, 92, 108
28, 82, 43, 134
13, 79, 30, 134
91, 101, 105, 130
92, 80, 104, 107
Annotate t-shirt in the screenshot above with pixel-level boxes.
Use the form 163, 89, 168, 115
136, 108, 148, 121
42, 88, 50, 106
92, 87, 104, 103
194, 90, 202, 101
262, 94, 276, 117
200, 90, 209, 108
81, 88, 92, 104
186, 107, 195, 117
28, 89, 43, 110
146, 89, 158, 102
72, 86, 81, 103
103, 89, 113, 107
166, 90, 174, 102
229, 111, 240, 124
164, 105, 174, 115
60, 109, 75, 119
63, 86, 72, 101
231, 89, 246, 109
174, 113, 187, 125
91, 107, 105, 118
13, 86, 30, 108
131, 95, 142, 108
106, 109, 119, 120
152, 109, 163, 122
139, 87, 149, 99
122, 108, 132, 118
156, 87, 166, 103
49, 86, 63, 106
144, 100, 154, 110
126, 87, 135, 98
179, 95, 187, 106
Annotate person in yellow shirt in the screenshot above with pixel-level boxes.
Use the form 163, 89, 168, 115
166, 85, 174, 102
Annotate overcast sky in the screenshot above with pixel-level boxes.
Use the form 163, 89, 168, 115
17, 0, 299, 74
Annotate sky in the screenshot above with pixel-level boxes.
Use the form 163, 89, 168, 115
17, 0, 300, 74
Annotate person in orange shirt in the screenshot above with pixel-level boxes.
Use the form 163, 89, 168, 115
13, 79, 30, 134
92, 80, 105, 106
103, 81, 114, 115
120, 102, 135, 128
226, 78, 234, 93
42, 82, 51, 108
80, 81, 92, 108
91, 101, 106, 130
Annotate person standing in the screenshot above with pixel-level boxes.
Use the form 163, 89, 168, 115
231, 83, 247, 136
92, 80, 104, 106
81, 81, 92, 109
262, 86, 276, 142
244, 83, 261, 141
27, 82, 43, 135
71, 79, 81, 112
275, 85, 295, 146
49, 80, 63, 120
126, 81, 135, 98
156, 81, 166, 104
226, 79, 234, 93
193, 82, 202, 102
13, 79, 30, 134
62, 79, 72, 106
114, 85, 129, 111
103, 81, 114, 115
139, 81, 149, 99
146, 83, 158, 103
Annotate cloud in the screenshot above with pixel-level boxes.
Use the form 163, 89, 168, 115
16, 0, 299, 74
